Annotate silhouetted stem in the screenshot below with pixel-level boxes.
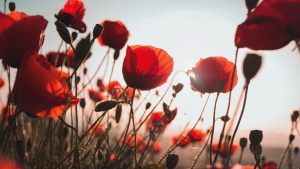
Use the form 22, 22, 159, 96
214, 47, 239, 163
210, 93, 220, 165
238, 148, 244, 164
226, 84, 248, 168
278, 142, 292, 169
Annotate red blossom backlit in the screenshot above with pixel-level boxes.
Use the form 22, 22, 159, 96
188, 129, 206, 142
122, 45, 174, 90
212, 142, 239, 158
123, 134, 143, 147
90, 124, 106, 136
235, 0, 300, 50
171, 135, 191, 147
190, 56, 238, 94
88, 89, 106, 102
0, 77, 4, 88
98, 20, 129, 50
13, 51, 79, 118
0, 158, 20, 169
151, 142, 162, 153
64, 49, 76, 68
56, 0, 86, 33
263, 161, 277, 169
0, 11, 48, 68
109, 80, 123, 99
46, 51, 66, 67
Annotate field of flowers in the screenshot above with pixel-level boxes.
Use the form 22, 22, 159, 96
0, 0, 300, 169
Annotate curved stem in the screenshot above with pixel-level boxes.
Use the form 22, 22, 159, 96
278, 142, 292, 169
214, 47, 239, 163
226, 84, 249, 167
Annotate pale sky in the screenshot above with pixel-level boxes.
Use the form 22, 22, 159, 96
1, 0, 300, 148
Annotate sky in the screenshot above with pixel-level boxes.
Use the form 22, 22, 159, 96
1, 0, 300, 148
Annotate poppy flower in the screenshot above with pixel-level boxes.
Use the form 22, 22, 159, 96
0, 11, 48, 68
90, 124, 106, 136
0, 158, 20, 169
122, 134, 143, 147
171, 135, 191, 147
263, 161, 277, 169
122, 45, 174, 90
0, 77, 4, 89
13, 51, 79, 118
151, 142, 162, 153
88, 89, 106, 102
46, 51, 66, 67
212, 142, 239, 158
188, 129, 206, 142
98, 20, 129, 50
190, 56, 238, 94
56, 0, 86, 33
108, 80, 123, 99
57, 69, 69, 80
235, 0, 300, 50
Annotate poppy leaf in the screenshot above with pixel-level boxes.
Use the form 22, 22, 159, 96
95, 101, 117, 112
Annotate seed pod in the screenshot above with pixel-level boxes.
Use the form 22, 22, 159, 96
239, 137, 248, 149
220, 115, 230, 122
55, 20, 72, 44
243, 53, 262, 84
249, 130, 263, 146
113, 49, 120, 60
289, 134, 295, 143
145, 102, 151, 110
166, 154, 179, 169
291, 110, 299, 122
71, 31, 78, 41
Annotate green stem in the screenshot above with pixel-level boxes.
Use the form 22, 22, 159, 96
210, 93, 220, 165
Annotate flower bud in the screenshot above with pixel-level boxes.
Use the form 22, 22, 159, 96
294, 147, 299, 154
113, 49, 120, 60
289, 134, 295, 143
291, 110, 299, 122
71, 32, 78, 41
145, 102, 151, 110
92, 24, 103, 41
166, 154, 179, 169
83, 67, 88, 75
243, 53, 262, 84
55, 20, 72, 44
172, 83, 184, 94
245, 0, 259, 15
239, 137, 248, 149
16, 140, 25, 157
220, 115, 230, 122
80, 98, 86, 109
115, 104, 122, 123
9, 2, 16, 12
74, 36, 91, 61
249, 130, 263, 146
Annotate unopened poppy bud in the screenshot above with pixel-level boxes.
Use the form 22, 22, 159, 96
72, 32, 78, 41
220, 115, 230, 122
55, 20, 72, 44
92, 24, 103, 41
166, 154, 179, 169
83, 67, 88, 75
245, 0, 259, 15
145, 102, 151, 110
80, 98, 86, 108
113, 49, 120, 60
289, 134, 295, 143
243, 53, 262, 84
75, 36, 91, 61
291, 110, 299, 122
294, 147, 299, 154
16, 140, 25, 157
172, 83, 184, 94
249, 130, 263, 146
226, 135, 232, 142
239, 137, 248, 149
115, 104, 122, 123
9, 2, 16, 11
216, 80, 226, 93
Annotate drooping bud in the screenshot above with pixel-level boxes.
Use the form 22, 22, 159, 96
145, 102, 151, 110
291, 110, 299, 122
289, 134, 295, 143
239, 137, 248, 149
55, 20, 72, 44
166, 154, 179, 169
9, 2, 16, 12
249, 130, 263, 146
113, 49, 120, 60
80, 98, 86, 109
92, 24, 103, 42
243, 53, 262, 84
172, 83, 184, 94
245, 0, 259, 15
115, 104, 122, 123
220, 115, 230, 122
16, 140, 25, 157
71, 32, 78, 41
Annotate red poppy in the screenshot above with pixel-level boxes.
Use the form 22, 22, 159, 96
46, 51, 66, 67
235, 0, 300, 50
122, 45, 174, 90
64, 49, 76, 68
0, 77, 4, 89
88, 89, 106, 102
13, 51, 79, 118
0, 158, 19, 169
56, 0, 86, 33
188, 129, 206, 142
263, 161, 277, 169
90, 124, 106, 136
98, 20, 129, 50
171, 135, 191, 147
190, 56, 238, 94
96, 78, 106, 91
57, 69, 69, 80
151, 142, 162, 153
0, 11, 47, 68
123, 134, 143, 147
108, 80, 123, 99
212, 142, 239, 158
